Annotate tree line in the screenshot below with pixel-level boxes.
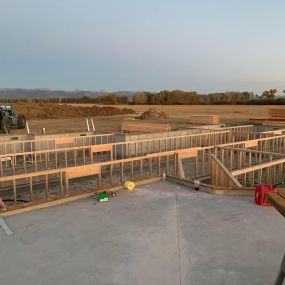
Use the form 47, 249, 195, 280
1, 89, 285, 105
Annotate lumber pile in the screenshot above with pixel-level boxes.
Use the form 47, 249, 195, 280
250, 108, 285, 126
121, 121, 171, 133
269, 108, 285, 118
189, 115, 220, 125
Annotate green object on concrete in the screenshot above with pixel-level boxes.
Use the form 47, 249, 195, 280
98, 193, 109, 202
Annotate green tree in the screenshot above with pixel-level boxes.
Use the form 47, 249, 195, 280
262, 89, 277, 100
132, 92, 148, 104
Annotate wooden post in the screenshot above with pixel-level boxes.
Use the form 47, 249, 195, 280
110, 164, 113, 185
45, 174, 48, 199
121, 162, 124, 182
65, 173, 69, 195
140, 159, 143, 178
13, 179, 16, 205
29, 176, 33, 201
60, 172, 64, 196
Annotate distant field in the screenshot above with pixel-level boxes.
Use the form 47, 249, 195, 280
68, 104, 284, 124
10, 104, 285, 135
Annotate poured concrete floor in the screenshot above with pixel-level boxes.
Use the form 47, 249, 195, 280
0, 181, 285, 285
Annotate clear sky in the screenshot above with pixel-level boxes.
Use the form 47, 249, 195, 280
0, 0, 285, 93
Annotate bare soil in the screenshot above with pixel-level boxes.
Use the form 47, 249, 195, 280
8, 104, 285, 135
138, 108, 168, 120
14, 101, 136, 120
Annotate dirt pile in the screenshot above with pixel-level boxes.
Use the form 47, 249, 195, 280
14, 102, 136, 120
138, 108, 168, 120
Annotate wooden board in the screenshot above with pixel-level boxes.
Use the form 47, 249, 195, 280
250, 117, 285, 126
121, 121, 171, 133
91, 145, 112, 153
262, 121, 285, 127
231, 131, 251, 138
267, 192, 285, 218
55, 137, 75, 147
189, 115, 220, 125
67, 164, 100, 179
245, 141, 258, 148
178, 148, 198, 159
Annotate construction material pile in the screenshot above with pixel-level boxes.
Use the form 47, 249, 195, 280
138, 108, 168, 120
189, 115, 220, 125
250, 108, 285, 126
14, 102, 136, 120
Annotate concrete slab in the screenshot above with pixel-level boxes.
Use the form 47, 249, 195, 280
0, 181, 284, 285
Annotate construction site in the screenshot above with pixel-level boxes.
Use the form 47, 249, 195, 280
0, 105, 285, 285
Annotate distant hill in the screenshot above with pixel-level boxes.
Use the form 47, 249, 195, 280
0, 88, 135, 99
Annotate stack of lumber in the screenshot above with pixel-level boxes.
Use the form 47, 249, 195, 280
250, 108, 285, 126
189, 115, 220, 125
121, 121, 171, 133
269, 108, 285, 118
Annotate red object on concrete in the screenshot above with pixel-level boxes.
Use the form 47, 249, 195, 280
255, 184, 277, 206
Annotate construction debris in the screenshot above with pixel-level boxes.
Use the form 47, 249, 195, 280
98, 193, 109, 202
138, 108, 168, 120
108, 191, 116, 197
0, 218, 13, 235
189, 115, 220, 125
124, 181, 136, 191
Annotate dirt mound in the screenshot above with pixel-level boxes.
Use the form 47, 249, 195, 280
14, 102, 136, 120
138, 108, 168, 120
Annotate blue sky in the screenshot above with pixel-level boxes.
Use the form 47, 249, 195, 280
0, 0, 284, 93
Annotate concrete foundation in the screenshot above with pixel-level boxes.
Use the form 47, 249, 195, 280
1, 181, 284, 285
114, 126, 223, 143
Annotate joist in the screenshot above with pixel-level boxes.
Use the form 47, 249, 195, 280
121, 121, 171, 133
